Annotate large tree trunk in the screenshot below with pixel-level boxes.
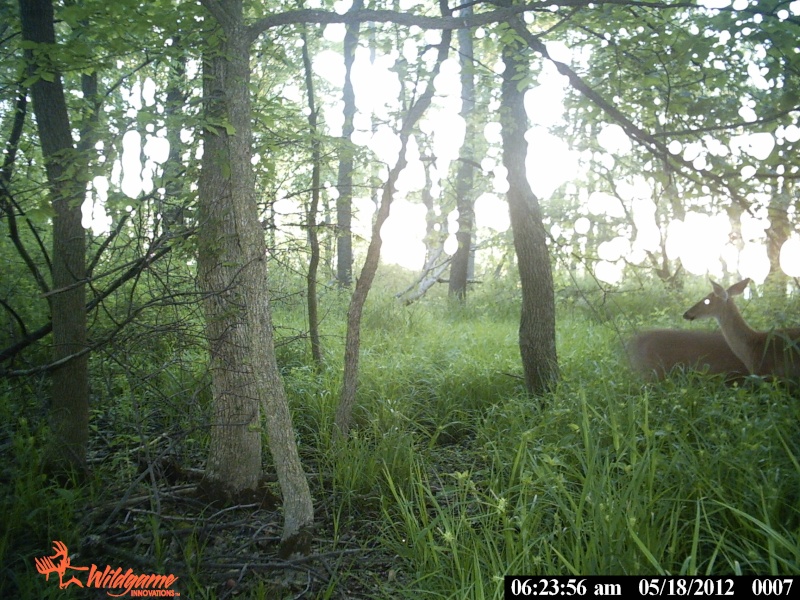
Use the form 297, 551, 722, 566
19, 0, 89, 474
198, 22, 262, 498
500, 39, 559, 394
197, 0, 313, 551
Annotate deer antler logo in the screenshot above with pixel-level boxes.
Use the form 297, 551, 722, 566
34, 541, 89, 589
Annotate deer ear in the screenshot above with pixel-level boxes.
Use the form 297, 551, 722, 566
729, 278, 750, 296
710, 280, 726, 298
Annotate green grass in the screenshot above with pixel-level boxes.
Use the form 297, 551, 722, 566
2, 282, 799, 598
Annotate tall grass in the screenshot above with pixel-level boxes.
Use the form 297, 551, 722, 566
363, 301, 800, 597
3, 278, 799, 598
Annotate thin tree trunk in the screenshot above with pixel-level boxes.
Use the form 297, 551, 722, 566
19, 0, 89, 475
335, 28, 452, 438
335, 0, 363, 287
449, 5, 477, 302
301, 28, 323, 365
160, 41, 188, 233
500, 32, 559, 394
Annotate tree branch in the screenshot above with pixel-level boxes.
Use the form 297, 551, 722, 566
246, 2, 693, 41
506, 17, 756, 215
198, 0, 234, 30
0, 228, 191, 364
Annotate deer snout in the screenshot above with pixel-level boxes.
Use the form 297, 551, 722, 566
683, 311, 695, 321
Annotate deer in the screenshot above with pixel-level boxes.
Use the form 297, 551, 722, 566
627, 329, 748, 382
683, 278, 800, 380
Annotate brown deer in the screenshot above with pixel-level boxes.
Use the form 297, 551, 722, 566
627, 329, 747, 382
683, 278, 800, 379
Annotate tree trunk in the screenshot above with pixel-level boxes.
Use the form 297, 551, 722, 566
197, 0, 313, 551
335, 29, 451, 437
335, 0, 363, 287
301, 28, 323, 365
500, 39, 559, 395
19, 0, 89, 475
766, 190, 791, 290
449, 6, 477, 302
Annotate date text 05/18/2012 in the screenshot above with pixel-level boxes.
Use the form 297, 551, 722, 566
504, 576, 794, 598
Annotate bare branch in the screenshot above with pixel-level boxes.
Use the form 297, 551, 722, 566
246, 2, 694, 41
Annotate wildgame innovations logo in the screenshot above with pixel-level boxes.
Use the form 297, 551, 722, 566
34, 541, 180, 597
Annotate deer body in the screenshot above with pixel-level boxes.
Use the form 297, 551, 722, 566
627, 329, 748, 382
683, 279, 800, 379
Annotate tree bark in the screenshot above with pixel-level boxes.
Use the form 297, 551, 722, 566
500, 34, 559, 395
335, 28, 451, 437
197, 0, 313, 550
19, 0, 89, 474
335, 0, 363, 287
300, 28, 323, 365
449, 6, 477, 302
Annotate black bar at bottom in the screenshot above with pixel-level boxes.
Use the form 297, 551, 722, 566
504, 576, 796, 598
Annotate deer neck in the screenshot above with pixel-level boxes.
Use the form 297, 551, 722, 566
716, 299, 761, 372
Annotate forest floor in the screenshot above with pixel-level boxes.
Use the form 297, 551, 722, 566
4, 286, 800, 598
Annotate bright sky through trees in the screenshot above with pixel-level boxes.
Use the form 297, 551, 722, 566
85, 0, 800, 282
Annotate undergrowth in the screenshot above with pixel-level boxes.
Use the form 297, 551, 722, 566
1, 280, 799, 598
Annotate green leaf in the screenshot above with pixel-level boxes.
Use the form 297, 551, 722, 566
27, 206, 55, 224
21, 75, 40, 88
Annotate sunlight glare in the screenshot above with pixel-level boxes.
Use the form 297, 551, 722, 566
492, 166, 510, 194
699, 0, 731, 8
144, 135, 170, 164
525, 85, 565, 127
631, 198, 661, 252
142, 77, 156, 106
595, 260, 624, 284
351, 197, 376, 240
597, 124, 632, 155
82, 176, 112, 236
598, 237, 630, 262
323, 23, 346, 43
443, 234, 458, 256
739, 242, 770, 283
380, 198, 427, 269
544, 40, 572, 64
780, 124, 800, 143
740, 210, 769, 241
574, 216, 591, 235
484, 122, 502, 145
474, 193, 509, 233
428, 109, 466, 166
779, 237, 800, 277
525, 128, 580, 198
587, 191, 625, 218
333, 0, 352, 14
666, 212, 731, 276
395, 137, 425, 194
311, 50, 345, 87
731, 131, 775, 160
367, 125, 402, 165
121, 130, 143, 199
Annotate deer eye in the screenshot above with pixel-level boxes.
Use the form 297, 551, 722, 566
704, 299, 711, 305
